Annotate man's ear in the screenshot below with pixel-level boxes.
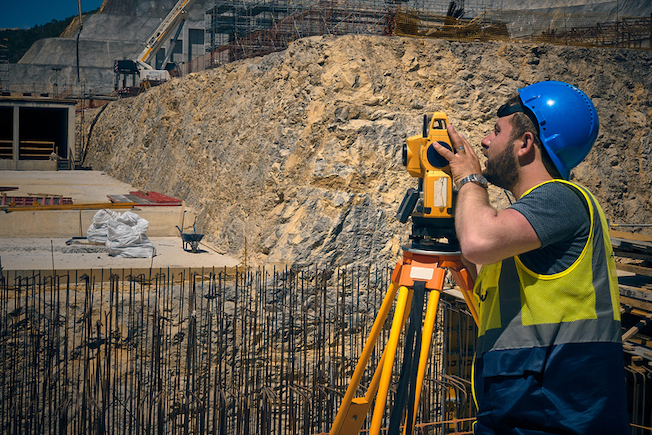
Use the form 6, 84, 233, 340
517, 131, 536, 157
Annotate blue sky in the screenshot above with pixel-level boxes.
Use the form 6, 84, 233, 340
0, 0, 105, 29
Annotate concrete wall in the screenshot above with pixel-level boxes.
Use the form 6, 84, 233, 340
0, 160, 58, 171
482, 1, 652, 37
10, 2, 209, 97
0, 206, 188, 238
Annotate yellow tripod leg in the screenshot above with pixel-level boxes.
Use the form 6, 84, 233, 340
369, 285, 413, 435
405, 269, 445, 434
330, 280, 402, 435
339, 290, 414, 435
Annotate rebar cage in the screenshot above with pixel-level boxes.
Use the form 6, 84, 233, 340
0, 266, 477, 435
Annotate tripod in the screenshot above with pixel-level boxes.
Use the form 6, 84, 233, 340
329, 243, 478, 435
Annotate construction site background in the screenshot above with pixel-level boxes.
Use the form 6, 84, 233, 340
0, 0, 650, 98
2, 2, 651, 434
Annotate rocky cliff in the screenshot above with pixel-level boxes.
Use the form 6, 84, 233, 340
82, 34, 652, 267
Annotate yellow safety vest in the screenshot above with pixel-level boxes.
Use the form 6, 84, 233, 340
473, 180, 622, 356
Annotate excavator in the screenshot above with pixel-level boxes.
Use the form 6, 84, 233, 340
114, 0, 196, 95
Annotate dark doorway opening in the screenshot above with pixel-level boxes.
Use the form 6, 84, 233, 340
18, 107, 68, 160
0, 106, 12, 159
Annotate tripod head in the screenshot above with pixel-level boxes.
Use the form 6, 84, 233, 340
397, 112, 459, 251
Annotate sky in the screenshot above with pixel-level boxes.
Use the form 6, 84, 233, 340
0, 0, 105, 30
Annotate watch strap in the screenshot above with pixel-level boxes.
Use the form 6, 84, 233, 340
456, 174, 488, 191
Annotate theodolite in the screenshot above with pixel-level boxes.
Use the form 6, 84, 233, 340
397, 112, 457, 247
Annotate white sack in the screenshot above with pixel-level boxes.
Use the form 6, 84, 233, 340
87, 209, 156, 258
86, 209, 119, 243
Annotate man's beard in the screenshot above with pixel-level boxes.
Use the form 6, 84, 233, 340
482, 140, 519, 190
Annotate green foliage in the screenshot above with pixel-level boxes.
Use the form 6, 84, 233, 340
0, 12, 98, 64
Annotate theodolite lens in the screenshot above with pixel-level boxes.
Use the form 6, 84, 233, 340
426, 141, 452, 169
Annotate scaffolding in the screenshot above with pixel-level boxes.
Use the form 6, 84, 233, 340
197, 0, 491, 70
392, 8, 508, 41
185, 1, 651, 75
532, 15, 652, 50
205, 0, 310, 51
202, 0, 391, 67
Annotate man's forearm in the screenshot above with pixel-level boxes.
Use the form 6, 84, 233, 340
455, 182, 542, 265
455, 182, 497, 264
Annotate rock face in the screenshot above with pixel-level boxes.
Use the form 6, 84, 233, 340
83, 34, 652, 268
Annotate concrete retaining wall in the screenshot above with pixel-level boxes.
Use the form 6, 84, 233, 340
0, 206, 187, 238
0, 160, 57, 171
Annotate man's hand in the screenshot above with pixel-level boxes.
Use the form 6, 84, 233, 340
432, 124, 484, 187
432, 123, 541, 265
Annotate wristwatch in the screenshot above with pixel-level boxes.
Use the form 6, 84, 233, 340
456, 174, 488, 191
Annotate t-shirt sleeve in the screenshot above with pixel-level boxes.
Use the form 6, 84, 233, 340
509, 182, 588, 248
508, 182, 590, 275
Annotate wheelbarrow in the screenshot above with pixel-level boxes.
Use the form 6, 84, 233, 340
176, 224, 204, 253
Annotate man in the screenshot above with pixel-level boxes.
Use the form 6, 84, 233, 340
433, 81, 631, 434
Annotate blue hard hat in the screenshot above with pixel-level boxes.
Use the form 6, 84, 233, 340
517, 81, 599, 180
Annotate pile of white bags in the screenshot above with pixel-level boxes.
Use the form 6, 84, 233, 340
87, 209, 156, 258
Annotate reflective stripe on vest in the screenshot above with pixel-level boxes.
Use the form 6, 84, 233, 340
474, 180, 621, 355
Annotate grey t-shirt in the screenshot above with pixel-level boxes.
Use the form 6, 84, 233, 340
509, 182, 590, 275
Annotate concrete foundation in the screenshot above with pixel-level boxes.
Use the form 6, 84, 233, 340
0, 160, 58, 171
0, 170, 192, 238
0, 171, 237, 274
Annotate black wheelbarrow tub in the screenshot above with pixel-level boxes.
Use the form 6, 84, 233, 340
176, 226, 204, 253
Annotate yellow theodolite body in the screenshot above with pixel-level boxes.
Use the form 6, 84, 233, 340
403, 112, 454, 220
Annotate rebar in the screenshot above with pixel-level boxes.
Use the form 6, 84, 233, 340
0, 265, 483, 434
